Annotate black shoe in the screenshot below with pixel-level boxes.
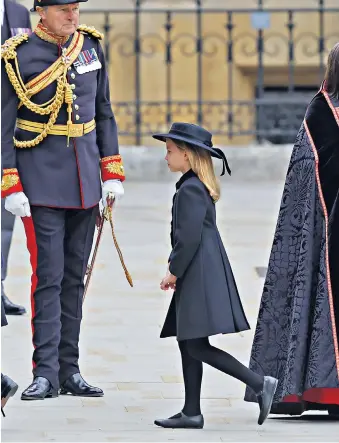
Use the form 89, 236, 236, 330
328, 405, 339, 419
154, 411, 204, 429
1, 374, 18, 416
256, 376, 278, 425
21, 377, 58, 401
59, 373, 103, 397
2, 294, 26, 316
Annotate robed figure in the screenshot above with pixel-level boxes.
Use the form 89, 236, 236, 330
245, 43, 339, 416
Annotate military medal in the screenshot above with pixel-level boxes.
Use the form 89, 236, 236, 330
10, 28, 32, 37
73, 48, 102, 74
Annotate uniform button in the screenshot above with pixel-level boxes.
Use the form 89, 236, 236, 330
71, 73, 75, 79
75, 115, 80, 121
73, 94, 77, 100
68, 67, 72, 71
74, 104, 79, 110
71, 84, 76, 90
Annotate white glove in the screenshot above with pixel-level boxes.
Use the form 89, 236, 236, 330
101, 179, 124, 208
5, 192, 31, 217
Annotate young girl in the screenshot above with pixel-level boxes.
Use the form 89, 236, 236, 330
152, 123, 278, 429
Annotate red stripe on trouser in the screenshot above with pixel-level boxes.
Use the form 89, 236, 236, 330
283, 388, 339, 405
21, 216, 38, 369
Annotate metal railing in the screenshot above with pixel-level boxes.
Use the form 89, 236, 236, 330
80, 1, 339, 144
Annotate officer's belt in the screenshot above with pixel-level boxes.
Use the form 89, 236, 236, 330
16, 119, 96, 138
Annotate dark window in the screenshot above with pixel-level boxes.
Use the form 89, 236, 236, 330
256, 87, 318, 144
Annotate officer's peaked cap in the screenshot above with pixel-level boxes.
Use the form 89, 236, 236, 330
31, 0, 88, 13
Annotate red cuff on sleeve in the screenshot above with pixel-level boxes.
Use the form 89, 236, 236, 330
100, 155, 125, 182
1, 168, 23, 198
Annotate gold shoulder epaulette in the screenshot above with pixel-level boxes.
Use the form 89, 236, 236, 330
77, 25, 104, 40
1, 33, 29, 60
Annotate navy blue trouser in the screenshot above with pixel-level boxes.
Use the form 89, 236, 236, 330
23, 205, 98, 390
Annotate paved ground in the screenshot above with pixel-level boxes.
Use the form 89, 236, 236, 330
2, 180, 338, 442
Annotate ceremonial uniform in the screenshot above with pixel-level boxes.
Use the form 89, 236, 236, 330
0, 3, 29, 408
1, 1, 125, 398
1, 0, 31, 316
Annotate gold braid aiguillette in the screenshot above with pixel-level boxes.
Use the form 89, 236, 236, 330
1, 33, 73, 149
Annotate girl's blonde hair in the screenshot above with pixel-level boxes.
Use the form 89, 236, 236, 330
175, 140, 220, 202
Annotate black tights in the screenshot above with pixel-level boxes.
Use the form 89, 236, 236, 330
179, 337, 264, 417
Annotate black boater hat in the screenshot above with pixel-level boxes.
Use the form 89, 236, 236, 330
152, 122, 231, 176
31, 0, 88, 12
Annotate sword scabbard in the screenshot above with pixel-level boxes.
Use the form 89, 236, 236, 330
83, 212, 105, 301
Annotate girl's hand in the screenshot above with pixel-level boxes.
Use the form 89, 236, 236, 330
160, 273, 177, 291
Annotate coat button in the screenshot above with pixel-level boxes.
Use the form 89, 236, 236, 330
74, 104, 79, 110
71, 84, 76, 90
68, 66, 72, 71
73, 94, 77, 100
75, 115, 80, 121
71, 73, 75, 79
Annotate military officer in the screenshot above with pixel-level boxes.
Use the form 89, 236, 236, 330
1, 0, 125, 400
1, 0, 31, 316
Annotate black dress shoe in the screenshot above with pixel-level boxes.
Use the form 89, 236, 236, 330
21, 377, 58, 401
1, 373, 18, 416
256, 376, 278, 425
60, 373, 103, 397
328, 405, 339, 419
2, 294, 26, 316
154, 411, 204, 429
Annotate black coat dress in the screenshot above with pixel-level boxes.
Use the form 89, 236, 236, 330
160, 169, 250, 341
